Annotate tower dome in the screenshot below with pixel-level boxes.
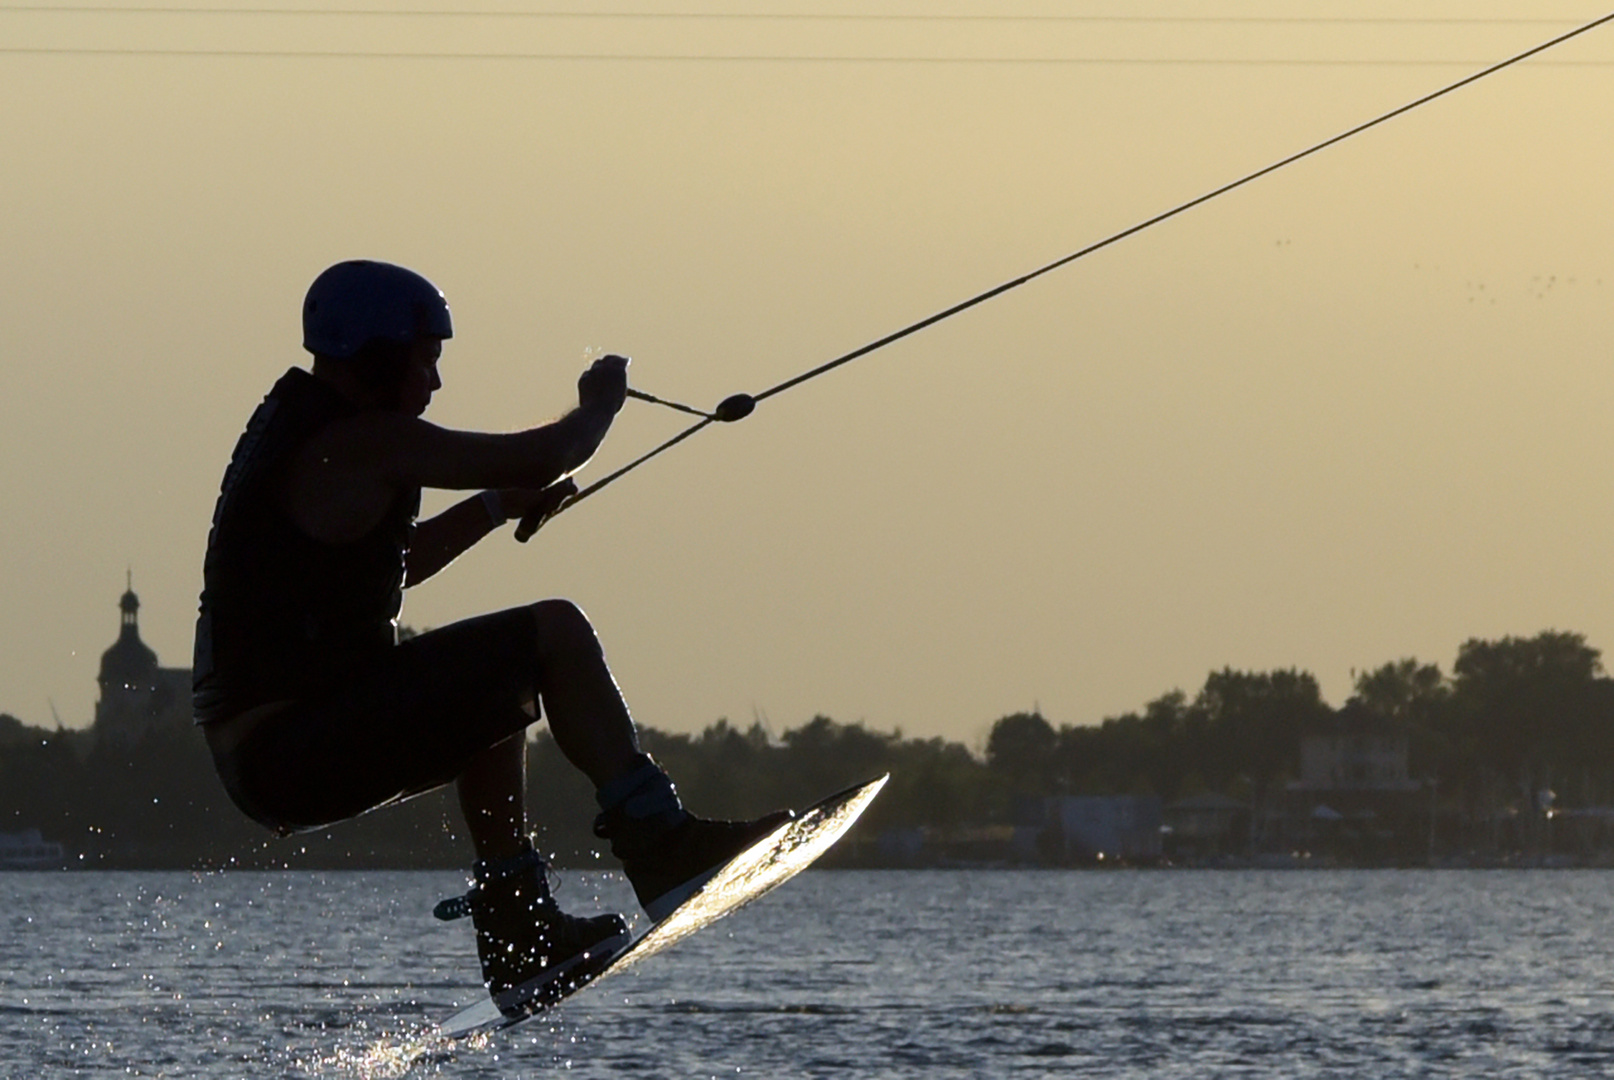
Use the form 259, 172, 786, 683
98, 575, 158, 695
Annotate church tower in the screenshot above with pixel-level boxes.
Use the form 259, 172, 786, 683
94, 575, 190, 750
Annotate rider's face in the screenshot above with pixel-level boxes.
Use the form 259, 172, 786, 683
397, 339, 444, 416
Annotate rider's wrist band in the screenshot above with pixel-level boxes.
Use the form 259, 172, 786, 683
480, 489, 506, 527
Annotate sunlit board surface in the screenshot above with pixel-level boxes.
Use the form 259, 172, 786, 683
440, 774, 888, 1039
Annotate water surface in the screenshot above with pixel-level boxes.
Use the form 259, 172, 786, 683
5, 869, 1613, 1078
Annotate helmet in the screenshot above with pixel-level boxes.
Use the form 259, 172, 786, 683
302, 260, 453, 359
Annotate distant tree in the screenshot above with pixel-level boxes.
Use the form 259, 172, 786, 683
1194, 668, 1328, 813
0, 713, 43, 748
1349, 658, 1453, 781
1449, 632, 1611, 806
882, 737, 990, 831
986, 712, 1058, 793
1352, 659, 1449, 723
1453, 632, 1602, 691
1062, 692, 1191, 798
779, 716, 899, 801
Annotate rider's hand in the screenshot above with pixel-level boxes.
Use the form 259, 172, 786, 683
502, 479, 577, 534
578, 354, 629, 416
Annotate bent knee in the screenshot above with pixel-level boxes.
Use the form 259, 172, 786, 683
527, 598, 600, 649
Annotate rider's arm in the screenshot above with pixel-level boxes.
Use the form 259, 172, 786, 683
405, 481, 576, 586
384, 405, 613, 492
404, 493, 501, 587
286, 357, 625, 546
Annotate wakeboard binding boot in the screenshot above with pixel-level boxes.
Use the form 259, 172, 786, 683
593, 755, 796, 923
437, 841, 631, 1016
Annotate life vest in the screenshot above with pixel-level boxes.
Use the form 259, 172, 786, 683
193, 368, 419, 723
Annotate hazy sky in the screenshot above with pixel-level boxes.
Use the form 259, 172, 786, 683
3, 3, 1611, 749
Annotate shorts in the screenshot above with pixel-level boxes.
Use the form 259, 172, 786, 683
216, 606, 543, 834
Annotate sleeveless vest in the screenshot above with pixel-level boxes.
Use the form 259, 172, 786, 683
193, 368, 419, 723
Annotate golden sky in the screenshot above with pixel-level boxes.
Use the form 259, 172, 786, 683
2, 3, 1611, 747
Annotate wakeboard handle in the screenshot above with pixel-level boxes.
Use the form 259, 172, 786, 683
513, 389, 755, 541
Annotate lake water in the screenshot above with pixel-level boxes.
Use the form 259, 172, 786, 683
4, 869, 1614, 1079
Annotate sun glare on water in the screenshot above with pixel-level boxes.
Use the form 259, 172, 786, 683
302, 1024, 494, 1079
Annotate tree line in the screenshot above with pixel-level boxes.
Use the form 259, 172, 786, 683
3, 629, 1612, 868
1001, 630, 1614, 818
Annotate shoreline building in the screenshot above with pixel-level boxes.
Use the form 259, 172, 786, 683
1281, 703, 1426, 859
0, 828, 65, 869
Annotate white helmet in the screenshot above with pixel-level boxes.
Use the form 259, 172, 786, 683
302, 260, 453, 359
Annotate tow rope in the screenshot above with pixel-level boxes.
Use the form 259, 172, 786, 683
517, 10, 1614, 543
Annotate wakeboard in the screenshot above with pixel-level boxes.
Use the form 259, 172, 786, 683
438, 773, 888, 1038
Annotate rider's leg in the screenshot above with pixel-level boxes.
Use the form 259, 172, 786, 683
451, 599, 637, 862
524, 598, 643, 786
456, 732, 529, 863
519, 599, 792, 922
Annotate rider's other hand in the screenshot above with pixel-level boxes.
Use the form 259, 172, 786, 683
502, 479, 578, 531
578, 354, 629, 416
